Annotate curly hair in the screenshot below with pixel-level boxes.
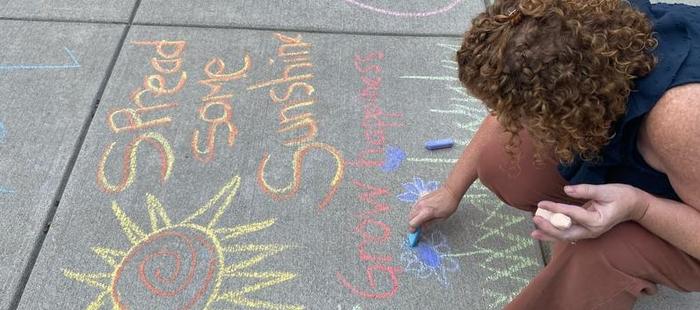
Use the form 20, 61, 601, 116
457, 0, 657, 165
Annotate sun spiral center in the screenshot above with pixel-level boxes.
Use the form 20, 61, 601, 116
112, 224, 223, 309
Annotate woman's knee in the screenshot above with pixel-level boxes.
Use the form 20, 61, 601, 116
551, 223, 662, 293
475, 128, 569, 211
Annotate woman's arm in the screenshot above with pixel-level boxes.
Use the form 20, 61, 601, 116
635, 83, 700, 259
408, 114, 501, 229
532, 84, 700, 259
442, 114, 501, 199
636, 194, 700, 259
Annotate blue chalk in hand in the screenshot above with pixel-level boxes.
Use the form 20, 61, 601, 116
425, 138, 454, 150
407, 227, 422, 247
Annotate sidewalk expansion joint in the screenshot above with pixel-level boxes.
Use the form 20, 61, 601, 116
7, 1, 142, 308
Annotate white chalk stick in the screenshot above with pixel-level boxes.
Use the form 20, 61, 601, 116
535, 208, 572, 230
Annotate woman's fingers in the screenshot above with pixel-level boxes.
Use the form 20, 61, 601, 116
409, 203, 420, 220
537, 200, 600, 227
532, 216, 590, 242
408, 208, 434, 230
531, 229, 558, 242
564, 184, 618, 203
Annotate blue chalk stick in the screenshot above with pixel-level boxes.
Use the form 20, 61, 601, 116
407, 227, 422, 247
425, 138, 454, 150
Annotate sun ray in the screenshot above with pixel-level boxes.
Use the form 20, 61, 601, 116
62, 270, 112, 291
217, 271, 301, 310
91, 247, 127, 268
217, 219, 276, 241
111, 201, 147, 245
145, 193, 172, 232
86, 290, 110, 310
222, 244, 292, 272
182, 175, 241, 228
65, 175, 302, 309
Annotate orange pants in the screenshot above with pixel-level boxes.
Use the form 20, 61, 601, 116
475, 127, 700, 309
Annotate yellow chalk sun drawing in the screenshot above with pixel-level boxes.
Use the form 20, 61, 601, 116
63, 175, 303, 310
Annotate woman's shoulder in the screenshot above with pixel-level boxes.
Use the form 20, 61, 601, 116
648, 83, 700, 127
639, 83, 700, 174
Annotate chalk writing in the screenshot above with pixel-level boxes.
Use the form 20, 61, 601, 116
257, 143, 344, 210
100, 39, 250, 193
336, 50, 406, 299
400, 230, 460, 287
348, 51, 403, 170
0, 47, 80, 71
342, 0, 465, 17
251, 33, 345, 210
396, 177, 439, 203
192, 55, 250, 163
64, 175, 303, 309
337, 179, 402, 299
97, 132, 175, 193
99, 40, 186, 194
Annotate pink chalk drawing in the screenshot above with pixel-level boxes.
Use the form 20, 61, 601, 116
342, 0, 465, 17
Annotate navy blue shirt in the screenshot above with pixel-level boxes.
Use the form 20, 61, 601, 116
558, 0, 700, 201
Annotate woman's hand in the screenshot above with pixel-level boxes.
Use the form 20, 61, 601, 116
408, 185, 462, 232
532, 183, 651, 242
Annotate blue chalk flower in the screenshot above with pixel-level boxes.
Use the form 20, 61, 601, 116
397, 177, 439, 203
400, 230, 460, 286
382, 146, 406, 172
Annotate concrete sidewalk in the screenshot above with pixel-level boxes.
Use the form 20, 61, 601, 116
0, 1, 698, 309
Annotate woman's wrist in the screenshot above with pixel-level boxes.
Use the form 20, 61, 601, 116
632, 189, 653, 222
442, 182, 464, 203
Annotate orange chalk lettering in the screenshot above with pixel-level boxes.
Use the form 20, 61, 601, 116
97, 132, 174, 193
273, 33, 305, 45
144, 73, 188, 96
278, 116, 318, 146
150, 58, 183, 74
131, 40, 186, 59
191, 101, 236, 163
257, 143, 344, 209
107, 103, 177, 134
203, 55, 251, 81
247, 63, 313, 90
270, 82, 315, 103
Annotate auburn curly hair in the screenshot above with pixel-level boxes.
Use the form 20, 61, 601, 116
457, 0, 657, 165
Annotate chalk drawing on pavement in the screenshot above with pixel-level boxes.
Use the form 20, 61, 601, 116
0, 47, 80, 71
382, 146, 406, 172
63, 175, 303, 309
399, 43, 487, 167
400, 230, 460, 287
397, 176, 439, 204
342, 0, 465, 17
